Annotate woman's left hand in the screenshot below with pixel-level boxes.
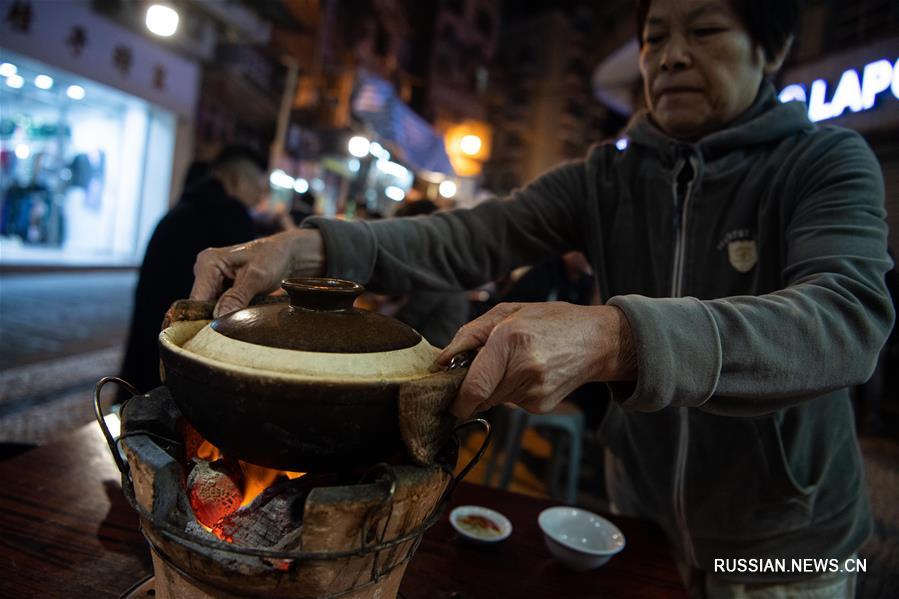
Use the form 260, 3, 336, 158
437, 302, 636, 419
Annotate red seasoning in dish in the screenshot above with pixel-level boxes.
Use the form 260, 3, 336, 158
458, 514, 502, 537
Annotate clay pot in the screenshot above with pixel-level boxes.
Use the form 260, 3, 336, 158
159, 278, 465, 472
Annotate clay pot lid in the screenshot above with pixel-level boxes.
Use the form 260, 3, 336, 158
210, 277, 422, 353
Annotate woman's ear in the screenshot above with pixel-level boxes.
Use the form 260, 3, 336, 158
763, 35, 793, 76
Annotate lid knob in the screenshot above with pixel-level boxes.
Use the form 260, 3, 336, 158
282, 278, 364, 312
210, 276, 421, 352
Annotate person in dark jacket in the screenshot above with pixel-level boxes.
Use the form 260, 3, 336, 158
187, 1, 893, 595
391, 199, 470, 347
119, 145, 267, 397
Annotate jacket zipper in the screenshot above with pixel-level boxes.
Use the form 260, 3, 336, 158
671, 152, 698, 567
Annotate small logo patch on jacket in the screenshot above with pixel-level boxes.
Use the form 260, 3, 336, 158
727, 240, 758, 273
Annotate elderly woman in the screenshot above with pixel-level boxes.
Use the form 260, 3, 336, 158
190, 0, 893, 595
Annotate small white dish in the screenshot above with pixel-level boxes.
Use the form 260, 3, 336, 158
450, 505, 513, 544
538, 506, 626, 571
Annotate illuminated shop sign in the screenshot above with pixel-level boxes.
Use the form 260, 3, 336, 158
779, 58, 899, 122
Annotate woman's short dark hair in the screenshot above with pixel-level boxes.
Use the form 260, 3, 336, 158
394, 198, 439, 217
212, 145, 268, 173
634, 0, 799, 61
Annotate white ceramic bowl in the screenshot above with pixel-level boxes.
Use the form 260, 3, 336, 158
450, 505, 513, 544
538, 507, 626, 571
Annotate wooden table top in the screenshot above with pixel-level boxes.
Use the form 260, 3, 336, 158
0, 423, 686, 599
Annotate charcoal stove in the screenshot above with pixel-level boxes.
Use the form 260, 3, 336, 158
94, 377, 490, 599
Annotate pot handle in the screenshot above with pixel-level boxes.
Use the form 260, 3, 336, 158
443, 417, 493, 499
446, 349, 476, 371
398, 350, 476, 465
93, 376, 139, 479
445, 351, 488, 491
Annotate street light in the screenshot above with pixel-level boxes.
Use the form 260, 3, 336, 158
369, 141, 390, 160
0, 62, 16, 77
460, 134, 482, 156
444, 121, 491, 176
5, 74, 24, 89
146, 4, 179, 37
269, 169, 295, 190
438, 180, 457, 198
293, 178, 309, 194
348, 136, 370, 158
385, 186, 405, 202
375, 159, 409, 179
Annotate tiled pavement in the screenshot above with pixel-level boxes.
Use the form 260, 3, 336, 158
0, 347, 124, 443
0, 271, 137, 443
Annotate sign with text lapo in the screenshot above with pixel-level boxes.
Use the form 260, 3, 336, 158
778, 36, 899, 133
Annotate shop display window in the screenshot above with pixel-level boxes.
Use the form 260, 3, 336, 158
0, 50, 174, 265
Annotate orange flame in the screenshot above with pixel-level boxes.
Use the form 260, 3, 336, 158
196, 440, 221, 461
195, 440, 305, 510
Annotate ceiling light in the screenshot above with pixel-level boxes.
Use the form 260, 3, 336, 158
66, 84, 86, 100
146, 4, 179, 37
34, 74, 54, 90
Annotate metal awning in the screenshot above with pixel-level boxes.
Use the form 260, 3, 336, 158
351, 70, 455, 175
592, 39, 640, 116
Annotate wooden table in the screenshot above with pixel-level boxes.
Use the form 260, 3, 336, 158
0, 423, 686, 599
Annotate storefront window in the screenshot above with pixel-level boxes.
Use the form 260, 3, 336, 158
0, 50, 174, 265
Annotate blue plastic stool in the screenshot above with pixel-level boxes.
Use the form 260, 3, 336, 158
483, 402, 584, 503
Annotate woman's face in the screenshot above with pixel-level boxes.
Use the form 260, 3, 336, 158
638, 0, 776, 140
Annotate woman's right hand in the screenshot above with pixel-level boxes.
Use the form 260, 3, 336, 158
190, 229, 325, 317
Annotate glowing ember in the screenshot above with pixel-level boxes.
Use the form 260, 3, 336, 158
188, 459, 242, 528
196, 440, 221, 461
189, 440, 305, 541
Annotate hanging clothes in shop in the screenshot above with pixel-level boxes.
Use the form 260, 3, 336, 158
67, 150, 105, 211
0, 182, 60, 244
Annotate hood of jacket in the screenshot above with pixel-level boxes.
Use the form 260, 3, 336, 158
625, 81, 816, 171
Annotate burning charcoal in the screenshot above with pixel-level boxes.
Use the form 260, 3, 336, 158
185, 519, 221, 542
273, 526, 303, 552
120, 386, 182, 458
260, 527, 303, 576
213, 475, 318, 547
187, 458, 244, 528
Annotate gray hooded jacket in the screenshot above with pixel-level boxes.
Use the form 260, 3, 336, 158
305, 82, 894, 580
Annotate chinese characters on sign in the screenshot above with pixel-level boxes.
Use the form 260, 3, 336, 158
113, 44, 133, 77
4, 0, 31, 33
66, 26, 87, 57
153, 64, 166, 91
